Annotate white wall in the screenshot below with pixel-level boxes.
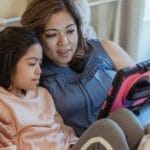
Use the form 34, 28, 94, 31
0, 0, 28, 18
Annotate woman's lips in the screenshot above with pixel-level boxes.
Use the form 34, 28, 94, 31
32, 79, 40, 83
57, 50, 70, 57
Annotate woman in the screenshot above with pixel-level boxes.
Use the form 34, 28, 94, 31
21, 0, 135, 136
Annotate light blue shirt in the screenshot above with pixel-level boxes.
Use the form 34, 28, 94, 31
41, 39, 116, 136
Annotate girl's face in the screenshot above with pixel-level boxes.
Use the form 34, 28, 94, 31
42, 9, 78, 67
10, 43, 43, 96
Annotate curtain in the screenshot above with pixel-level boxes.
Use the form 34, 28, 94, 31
89, 1, 119, 41
89, 0, 148, 62
120, 0, 145, 62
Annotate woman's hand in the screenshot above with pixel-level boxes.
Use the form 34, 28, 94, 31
0, 112, 14, 147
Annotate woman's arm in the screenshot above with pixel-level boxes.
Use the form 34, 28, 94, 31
101, 40, 135, 71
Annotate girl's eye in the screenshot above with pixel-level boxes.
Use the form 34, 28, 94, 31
29, 63, 36, 66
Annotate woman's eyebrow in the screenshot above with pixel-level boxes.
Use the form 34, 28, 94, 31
65, 24, 76, 28
26, 57, 42, 61
44, 28, 57, 32
44, 24, 76, 32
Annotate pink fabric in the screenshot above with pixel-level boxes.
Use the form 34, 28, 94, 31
0, 87, 78, 150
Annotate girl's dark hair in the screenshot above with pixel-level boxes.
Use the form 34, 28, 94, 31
0, 26, 40, 89
21, 0, 90, 72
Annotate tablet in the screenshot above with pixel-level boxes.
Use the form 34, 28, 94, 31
98, 59, 150, 119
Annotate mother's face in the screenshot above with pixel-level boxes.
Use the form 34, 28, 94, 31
42, 9, 78, 67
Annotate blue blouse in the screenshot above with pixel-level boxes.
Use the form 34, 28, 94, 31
41, 39, 116, 136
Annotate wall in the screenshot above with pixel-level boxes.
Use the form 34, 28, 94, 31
0, 0, 28, 18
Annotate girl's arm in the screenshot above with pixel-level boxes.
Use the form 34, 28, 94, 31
54, 112, 78, 147
45, 90, 78, 147
101, 39, 136, 71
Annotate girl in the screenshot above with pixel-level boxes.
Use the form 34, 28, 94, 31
0, 26, 77, 149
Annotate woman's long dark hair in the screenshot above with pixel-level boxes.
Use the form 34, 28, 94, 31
21, 0, 91, 72
0, 26, 40, 89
